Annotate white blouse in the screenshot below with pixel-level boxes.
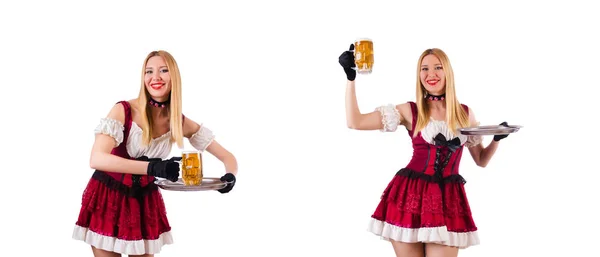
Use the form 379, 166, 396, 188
93, 118, 215, 159
375, 104, 482, 148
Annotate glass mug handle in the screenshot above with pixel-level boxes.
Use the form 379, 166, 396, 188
185, 157, 192, 169
181, 157, 192, 169
174, 157, 193, 172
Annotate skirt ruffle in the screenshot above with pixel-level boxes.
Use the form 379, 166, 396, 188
73, 171, 173, 255
368, 169, 479, 249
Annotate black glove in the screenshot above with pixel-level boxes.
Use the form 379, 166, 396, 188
146, 157, 181, 182
218, 173, 236, 194
493, 122, 510, 142
338, 44, 356, 81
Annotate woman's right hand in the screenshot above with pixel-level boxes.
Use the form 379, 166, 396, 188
339, 44, 356, 81
146, 158, 181, 182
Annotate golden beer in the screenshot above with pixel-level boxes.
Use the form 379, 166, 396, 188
354, 38, 374, 74
182, 151, 202, 186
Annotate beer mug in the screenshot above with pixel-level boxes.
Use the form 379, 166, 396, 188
181, 150, 203, 186
354, 38, 374, 74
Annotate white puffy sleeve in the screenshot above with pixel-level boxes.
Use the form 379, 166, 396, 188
94, 118, 125, 147
464, 121, 482, 148
375, 104, 401, 132
465, 135, 483, 148
189, 124, 215, 152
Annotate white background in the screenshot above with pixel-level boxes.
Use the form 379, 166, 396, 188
1, 0, 598, 256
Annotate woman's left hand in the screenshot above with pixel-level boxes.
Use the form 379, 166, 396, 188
493, 121, 510, 141
218, 173, 236, 194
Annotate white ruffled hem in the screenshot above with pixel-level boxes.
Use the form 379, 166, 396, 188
367, 218, 480, 249
72, 225, 173, 255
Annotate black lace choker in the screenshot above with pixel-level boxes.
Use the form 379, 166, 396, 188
148, 98, 169, 108
426, 93, 445, 101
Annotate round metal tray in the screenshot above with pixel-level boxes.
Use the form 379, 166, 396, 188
458, 125, 523, 136
155, 177, 229, 192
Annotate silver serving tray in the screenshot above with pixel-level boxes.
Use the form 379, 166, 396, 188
458, 125, 523, 136
155, 177, 229, 192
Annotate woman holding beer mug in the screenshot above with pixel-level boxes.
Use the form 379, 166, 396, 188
73, 50, 238, 256
339, 45, 510, 257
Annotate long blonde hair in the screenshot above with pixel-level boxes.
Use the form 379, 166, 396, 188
413, 48, 470, 137
137, 50, 184, 149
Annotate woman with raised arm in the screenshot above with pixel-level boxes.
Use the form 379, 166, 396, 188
73, 50, 238, 257
339, 45, 510, 257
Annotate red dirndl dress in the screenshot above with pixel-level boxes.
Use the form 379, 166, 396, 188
368, 102, 480, 248
72, 101, 173, 255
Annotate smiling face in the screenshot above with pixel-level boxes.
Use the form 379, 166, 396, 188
144, 55, 171, 102
419, 54, 446, 95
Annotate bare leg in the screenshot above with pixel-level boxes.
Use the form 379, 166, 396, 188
391, 240, 425, 257
91, 246, 121, 257
130, 254, 153, 257
424, 243, 459, 257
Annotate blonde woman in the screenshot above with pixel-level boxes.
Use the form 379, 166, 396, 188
339, 46, 510, 257
73, 50, 238, 256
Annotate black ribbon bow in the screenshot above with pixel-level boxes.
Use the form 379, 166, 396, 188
433, 133, 462, 152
